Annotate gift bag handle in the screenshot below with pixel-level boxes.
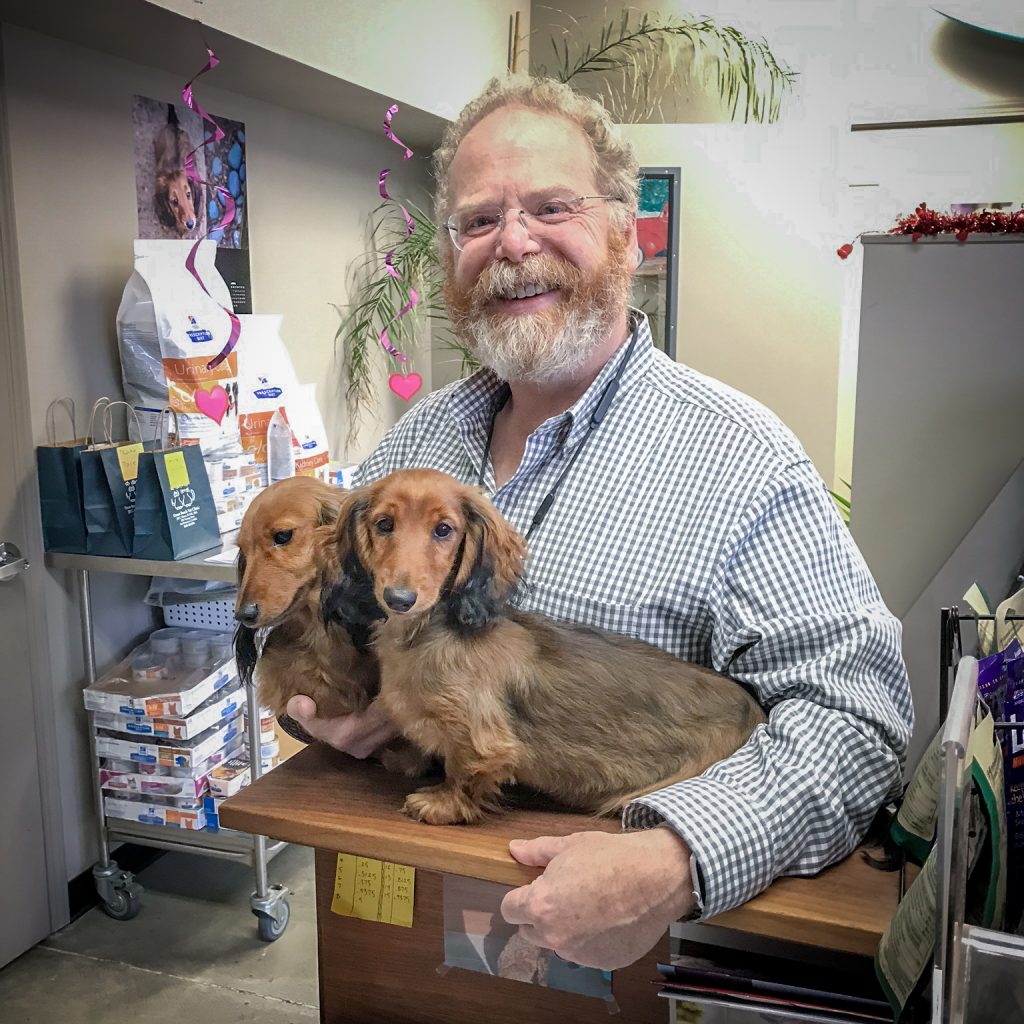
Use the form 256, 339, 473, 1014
45, 397, 77, 445
152, 406, 181, 449
102, 401, 145, 445
85, 397, 112, 447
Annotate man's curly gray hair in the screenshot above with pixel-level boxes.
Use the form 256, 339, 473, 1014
433, 75, 640, 235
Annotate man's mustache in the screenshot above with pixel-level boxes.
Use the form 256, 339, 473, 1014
474, 256, 583, 304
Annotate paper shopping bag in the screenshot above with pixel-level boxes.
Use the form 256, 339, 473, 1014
82, 402, 156, 556
133, 440, 220, 561
35, 397, 91, 553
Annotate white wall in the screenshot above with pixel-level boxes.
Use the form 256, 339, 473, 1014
3, 23, 432, 877
146, 0, 525, 121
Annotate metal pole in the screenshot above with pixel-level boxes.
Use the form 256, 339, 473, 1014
245, 670, 269, 898
77, 569, 111, 869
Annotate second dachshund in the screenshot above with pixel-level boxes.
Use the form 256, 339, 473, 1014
234, 476, 380, 721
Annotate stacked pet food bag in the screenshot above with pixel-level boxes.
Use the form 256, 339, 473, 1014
98, 238, 341, 826
116, 239, 334, 540
85, 627, 244, 830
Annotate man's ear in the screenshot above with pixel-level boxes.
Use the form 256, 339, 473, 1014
623, 207, 640, 273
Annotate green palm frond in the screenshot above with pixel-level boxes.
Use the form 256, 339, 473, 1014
333, 198, 440, 423
538, 9, 797, 123
829, 478, 852, 526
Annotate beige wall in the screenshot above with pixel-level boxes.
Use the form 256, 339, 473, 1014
532, 0, 1024, 486
3, 22, 431, 876
146, 0, 525, 120
621, 122, 842, 476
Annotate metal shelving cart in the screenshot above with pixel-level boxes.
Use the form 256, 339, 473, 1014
47, 545, 291, 942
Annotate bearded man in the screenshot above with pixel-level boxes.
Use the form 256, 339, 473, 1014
281, 76, 913, 972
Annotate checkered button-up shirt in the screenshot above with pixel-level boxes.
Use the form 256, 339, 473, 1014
354, 313, 913, 918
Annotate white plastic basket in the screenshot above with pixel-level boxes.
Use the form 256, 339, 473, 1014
163, 598, 236, 632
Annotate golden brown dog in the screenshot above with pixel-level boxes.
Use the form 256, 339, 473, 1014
154, 104, 199, 237
325, 468, 767, 825
233, 476, 381, 721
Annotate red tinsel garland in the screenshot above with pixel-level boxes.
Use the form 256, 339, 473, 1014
837, 203, 1024, 259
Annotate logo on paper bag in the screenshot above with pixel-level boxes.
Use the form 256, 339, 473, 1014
164, 451, 201, 531
185, 314, 213, 344
253, 376, 282, 400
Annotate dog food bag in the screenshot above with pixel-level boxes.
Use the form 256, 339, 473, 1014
116, 239, 242, 462
287, 383, 330, 481
236, 313, 299, 485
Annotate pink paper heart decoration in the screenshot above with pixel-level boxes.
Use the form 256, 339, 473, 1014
194, 384, 229, 424
389, 372, 422, 402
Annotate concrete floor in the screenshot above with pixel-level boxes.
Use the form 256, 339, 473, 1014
0, 843, 319, 1023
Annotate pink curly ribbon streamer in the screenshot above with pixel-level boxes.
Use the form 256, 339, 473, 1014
180, 46, 241, 372
383, 103, 413, 159
377, 106, 420, 362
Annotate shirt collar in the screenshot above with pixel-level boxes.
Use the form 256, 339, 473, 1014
448, 309, 655, 454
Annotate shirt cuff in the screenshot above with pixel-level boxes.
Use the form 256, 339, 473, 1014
276, 713, 315, 746
623, 775, 774, 919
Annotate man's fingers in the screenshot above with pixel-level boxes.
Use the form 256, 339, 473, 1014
508, 833, 578, 867
286, 695, 319, 727
500, 883, 534, 926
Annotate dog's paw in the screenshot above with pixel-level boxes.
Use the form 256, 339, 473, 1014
402, 785, 483, 825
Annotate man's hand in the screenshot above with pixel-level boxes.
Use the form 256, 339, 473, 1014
499, 827, 693, 971
285, 695, 399, 759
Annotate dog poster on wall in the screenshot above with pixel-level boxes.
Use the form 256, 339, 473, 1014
131, 95, 253, 313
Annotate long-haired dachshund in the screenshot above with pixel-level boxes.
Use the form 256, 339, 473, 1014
323, 468, 767, 825
234, 476, 381, 721
154, 104, 199, 238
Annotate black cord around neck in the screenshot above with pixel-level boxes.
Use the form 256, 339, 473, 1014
479, 315, 640, 542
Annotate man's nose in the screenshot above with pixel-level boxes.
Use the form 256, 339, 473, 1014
494, 210, 541, 262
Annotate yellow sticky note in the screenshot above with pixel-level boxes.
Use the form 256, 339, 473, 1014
388, 863, 416, 928
331, 854, 415, 927
164, 450, 190, 490
116, 443, 144, 482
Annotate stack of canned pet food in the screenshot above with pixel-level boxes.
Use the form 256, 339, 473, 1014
84, 626, 279, 831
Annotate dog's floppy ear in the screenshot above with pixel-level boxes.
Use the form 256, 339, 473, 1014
154, 177, 176, 229
460, 489, 526, 597
443, 489, 526, 632
233, 621, 260, 689
319, 489, 383, 645
315, 493, 341, 528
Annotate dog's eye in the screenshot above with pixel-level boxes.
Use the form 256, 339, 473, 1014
433, 523, 453, 539
375, 516, 394, 535
272, 529, 294, 546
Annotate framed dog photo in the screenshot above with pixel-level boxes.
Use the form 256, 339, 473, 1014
631, 167, 680, 359
131, 95, 252, 312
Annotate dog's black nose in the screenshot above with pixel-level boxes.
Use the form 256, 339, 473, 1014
383, 587, 417, 613
186, 218, 196, 230
235, 602, 259, 626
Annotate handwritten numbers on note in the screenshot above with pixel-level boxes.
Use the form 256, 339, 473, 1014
332, 854, 415, 927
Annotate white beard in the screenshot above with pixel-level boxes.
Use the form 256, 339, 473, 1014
468, 303, 611, 385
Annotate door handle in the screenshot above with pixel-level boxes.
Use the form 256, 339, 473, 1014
0, 542, 30, 582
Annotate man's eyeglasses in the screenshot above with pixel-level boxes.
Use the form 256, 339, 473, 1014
444, 195, 623, 251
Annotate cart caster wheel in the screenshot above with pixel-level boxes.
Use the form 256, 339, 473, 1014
102, 888, 142, 921
256, 898, 289, 942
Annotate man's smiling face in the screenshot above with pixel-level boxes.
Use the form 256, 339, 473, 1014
442, 105, 635, 384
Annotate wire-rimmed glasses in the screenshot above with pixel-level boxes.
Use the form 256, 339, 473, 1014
444, 194, 623, 251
